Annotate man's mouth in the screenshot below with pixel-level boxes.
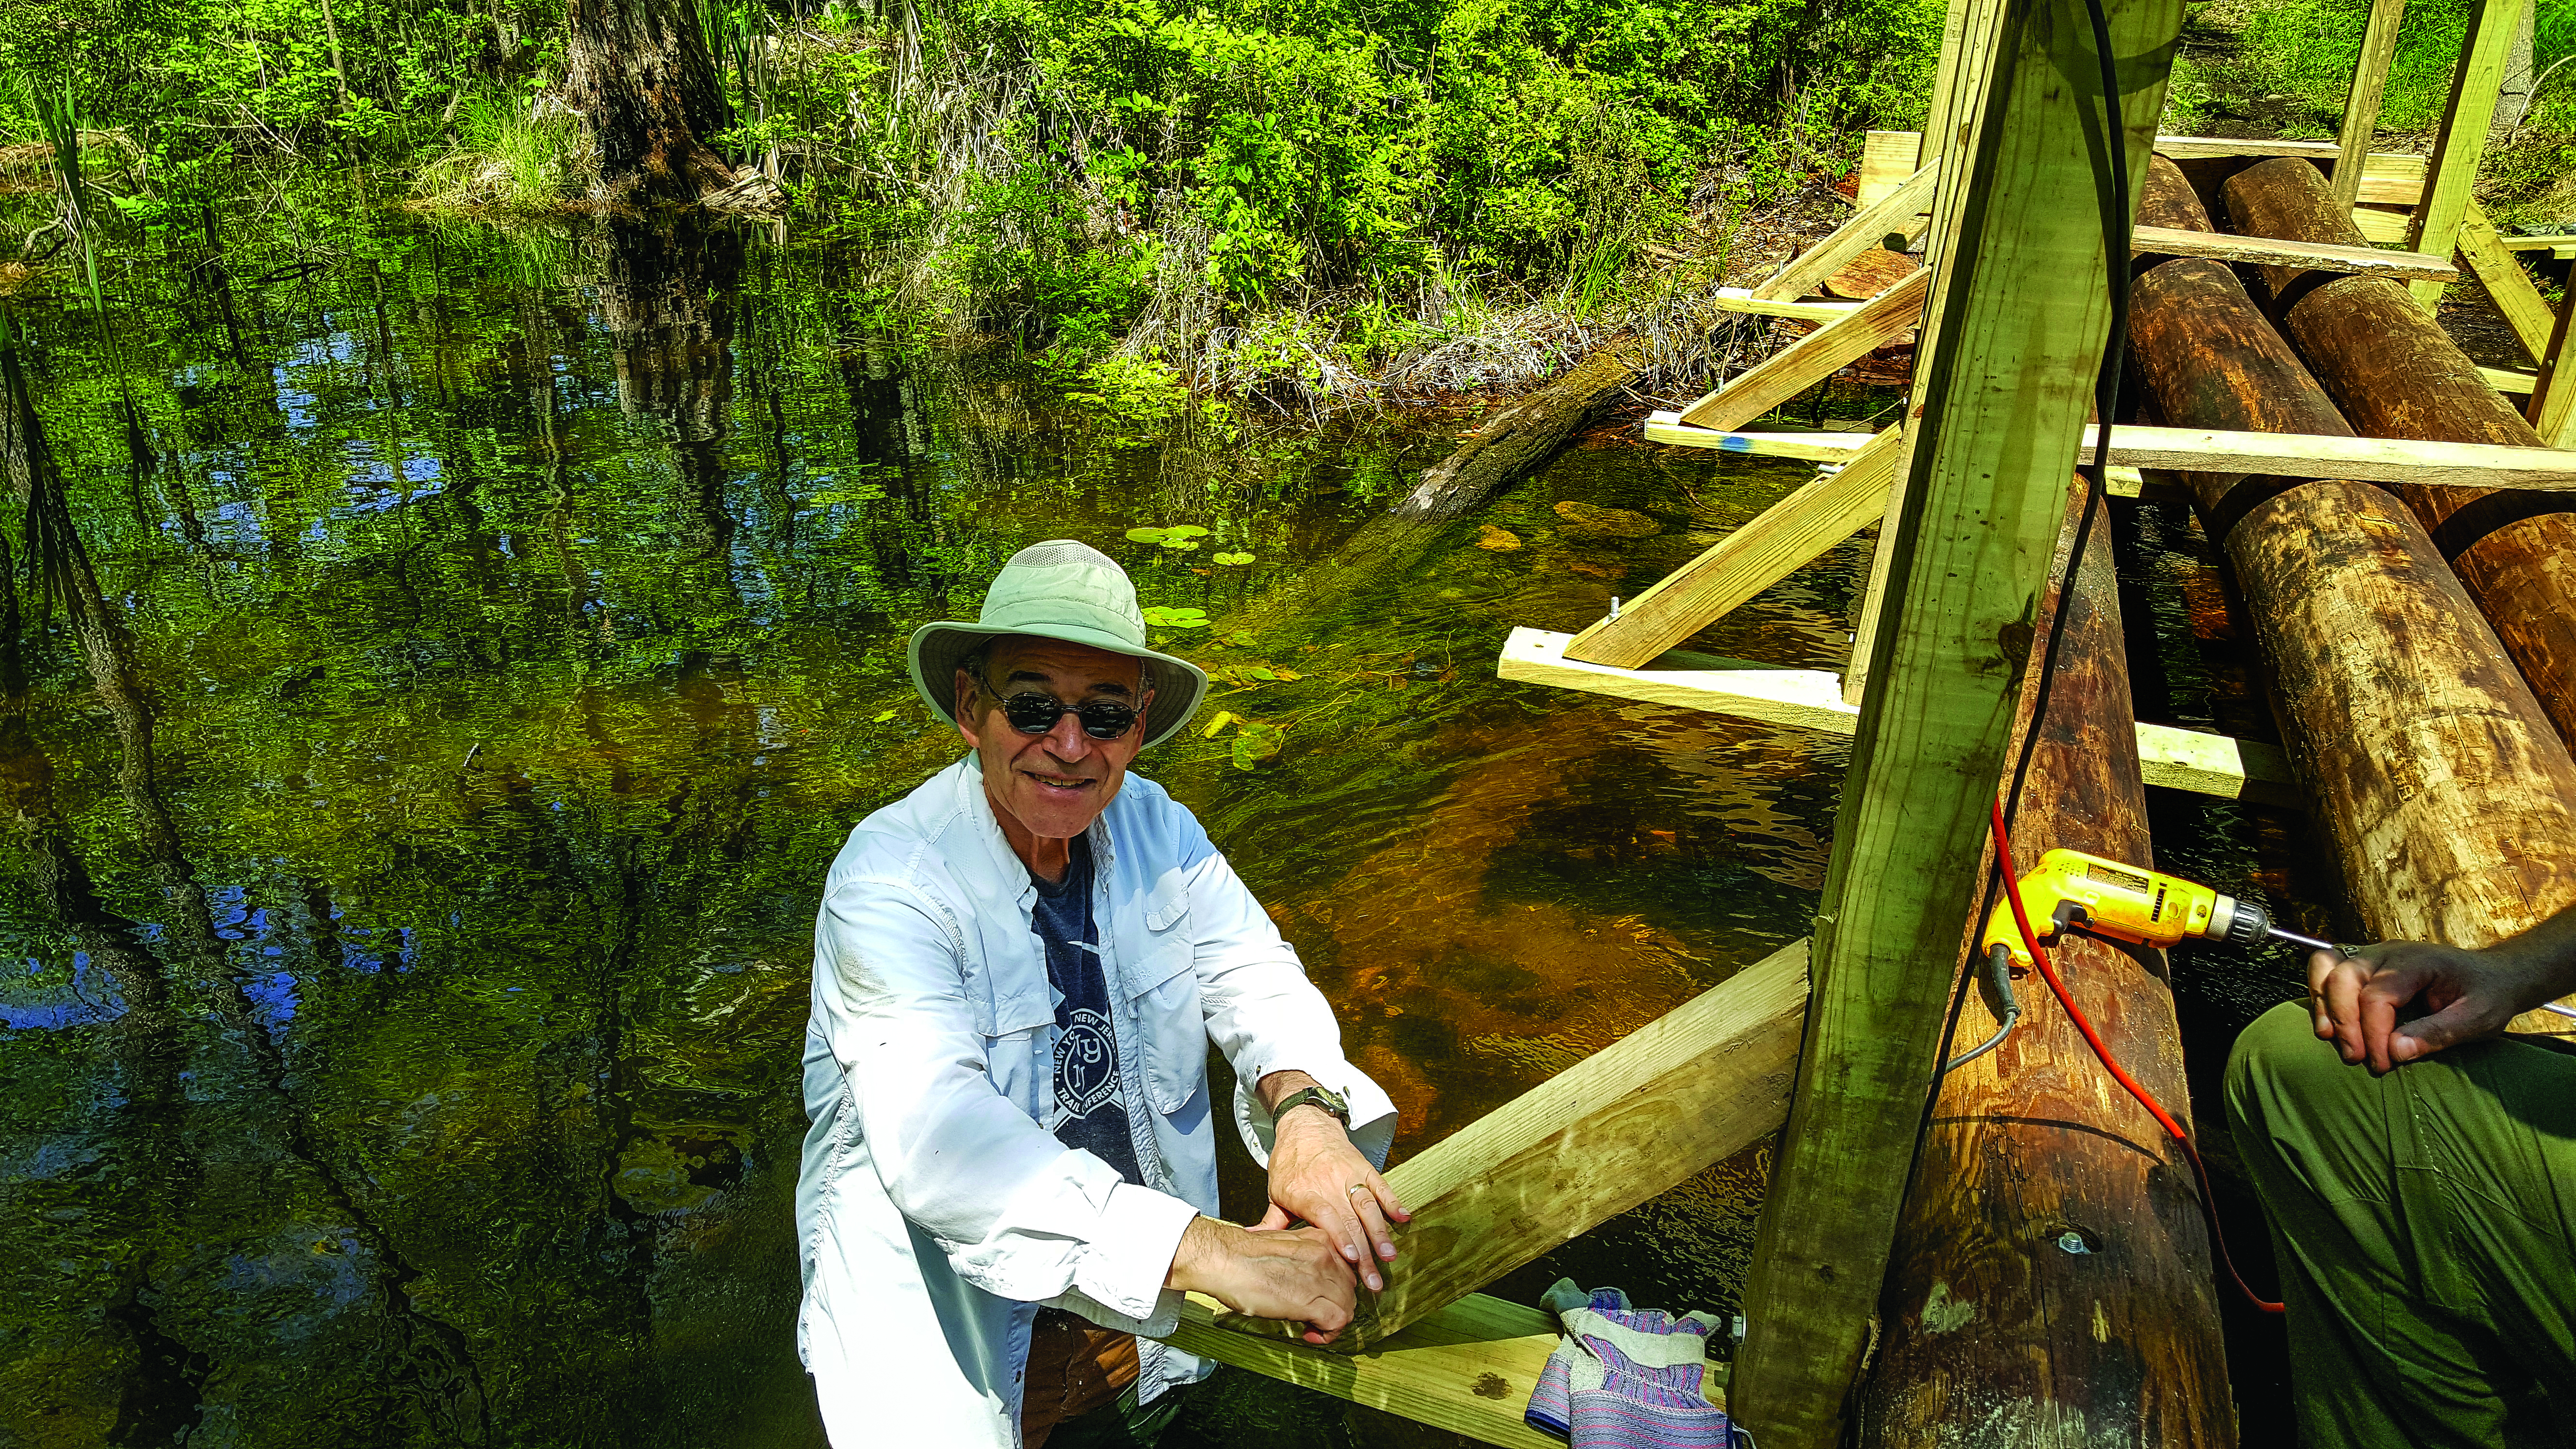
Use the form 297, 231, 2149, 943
1025, 770, 1094, 791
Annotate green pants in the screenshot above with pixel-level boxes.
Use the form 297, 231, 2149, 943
2225, 1001, 2576, 1447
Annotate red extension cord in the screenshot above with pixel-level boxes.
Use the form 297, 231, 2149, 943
1986, 797, 2286, 1316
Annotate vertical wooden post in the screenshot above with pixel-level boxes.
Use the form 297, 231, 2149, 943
2333, 0, 2408, 208
2409, 0, 2533, 307
2533, 294, 2576, 447
1727, 0, 2183, 1441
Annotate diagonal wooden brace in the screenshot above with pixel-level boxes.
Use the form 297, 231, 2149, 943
1565, 428, 1905, 670
1676, 268, 1932, 432
1753, 163, 1939, 302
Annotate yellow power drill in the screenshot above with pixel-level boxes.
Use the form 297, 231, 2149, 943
1981, 848, 2337, 969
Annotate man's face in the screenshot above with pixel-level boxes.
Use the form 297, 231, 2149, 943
956, 637, 1155, 848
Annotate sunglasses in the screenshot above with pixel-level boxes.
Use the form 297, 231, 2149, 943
997, 692, 1141, 741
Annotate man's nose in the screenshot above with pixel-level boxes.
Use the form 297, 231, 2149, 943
1044, 708, 1094, 756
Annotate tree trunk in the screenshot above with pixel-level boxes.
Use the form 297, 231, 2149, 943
562, 0, 747, 208
1859, 480, 2233, 1449
2218, 156, 2576, 750
2125, 156, 2576, 1033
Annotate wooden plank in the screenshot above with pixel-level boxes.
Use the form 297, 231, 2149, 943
2533, 285, 2576, 448
1859, 130, 1923, 206
1328, 941, 1812, 1348
1757, 164, 1941, 301
2460, 203, 2562, 358
1502, 628, 2302, 805
2486, 365, 2539, 394
2498, 232, 2576, 250
1640, 417, 1880, 458
2334, 0, 2411, 208
2352, 204, 2413, 242
1567, 429, 1905, 669
1166, 1292, 1570, 1449
2410, 0, 2532, 306
1727, 0, 2185, 1435
1675, 267, 1932, 430
1711, 288, 1864, 322
1648, 416, 2576, 489
2134, 222, 2456, 280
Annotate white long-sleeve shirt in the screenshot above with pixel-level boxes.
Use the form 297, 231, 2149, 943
795, 754, 1398, 1447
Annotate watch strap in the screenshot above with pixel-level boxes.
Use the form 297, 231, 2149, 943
1274, 1085, 1351, 1126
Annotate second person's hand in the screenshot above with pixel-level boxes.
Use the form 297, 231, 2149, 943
1164, 1217, 1360, 1345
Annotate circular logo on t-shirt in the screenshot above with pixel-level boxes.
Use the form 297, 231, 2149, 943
1054, 1006, 1119, 1116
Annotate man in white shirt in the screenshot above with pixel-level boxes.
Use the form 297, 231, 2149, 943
796, 540, 1407, 1447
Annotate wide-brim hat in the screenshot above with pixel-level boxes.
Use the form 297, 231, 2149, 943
907, 539, 1210, 750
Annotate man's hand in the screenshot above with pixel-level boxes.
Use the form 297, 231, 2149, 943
2310, 931, 2575, 1074
1252, 1072, 1409, 1291
1164, 1217, 1358, 1345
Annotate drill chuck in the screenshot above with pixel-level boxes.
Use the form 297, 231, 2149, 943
2210, 895, 2269, 948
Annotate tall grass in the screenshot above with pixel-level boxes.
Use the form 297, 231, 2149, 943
413, 93, 591, 212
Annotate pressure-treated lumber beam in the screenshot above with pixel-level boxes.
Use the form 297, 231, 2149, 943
2134, 223, 2455, 281
2460, 209, 2560, 358
2487, 366, 2539, 394
2535, 290, 2576, 448
2410, 0, 2532, 306
1304, 941, 1810, 1351
1675, 267, 1931, 431
1756, 164, 1940, 301
1566, 429, 1904, 669
1640, 419, 1882, 458
2501, 234, 2576, 254
1710, 288, 1865, 322
1727, 0, 2182, 1435
1860, 132, 2427, 205
2333, 0, 2409, 208
1166, 1293, 1572, 1449
1502, 628, 2302, 805
1646, 417, 2576, 490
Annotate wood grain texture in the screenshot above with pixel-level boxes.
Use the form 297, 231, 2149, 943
1755, 163, 1939, 300
2223, 156, 2576, 760
2406, 0, 2531, 304
1166, 1291, 1568, 1449
1675, 267, 1931, 431
1567, 428, 1903, 669
2458, 207, 2560, 358
1502, 628, 2303, 805
1311, 942, 1811, 1350
2530, 279, 2576, 448
1395, 342, 1641, 521
1860, 129, 1925, 205
1729, 0, 2184, 1436
2332, 0, 2409, 208
1825, 248, 1925, 299
1857, 487, 2231, 1449
2132, 223, 2454, 280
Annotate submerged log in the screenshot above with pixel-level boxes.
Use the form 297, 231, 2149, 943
2127, 156, 2576, 1031
1395, 341, 1642, 521
2221, 156, 2576, 747
1859, 481, 2232, 1447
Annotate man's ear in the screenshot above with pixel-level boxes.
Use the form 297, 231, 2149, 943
953, 668, 983, 746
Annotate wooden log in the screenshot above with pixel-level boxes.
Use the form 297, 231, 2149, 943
2130, 159, 2576, 1035
1566, 428, 1904, 669
1729, 0, 2184, 1434
1394, 342, 1642, 521
2222, 156, 2576, 751
1824, 249, 1922, 299
1675, 267, 1931, 431
1315, 941, 1810, 1350
1857, 484, 2230, 1448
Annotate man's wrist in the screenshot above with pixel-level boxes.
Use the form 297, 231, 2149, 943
1166, 1215, 1218, 1291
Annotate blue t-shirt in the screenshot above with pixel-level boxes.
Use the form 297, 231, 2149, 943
1030, 837, 1144, 1186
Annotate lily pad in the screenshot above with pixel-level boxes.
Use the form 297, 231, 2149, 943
1142, 605, 1210, 628
1126, 524, 1212, 550
1212, 551, 1255, 566
1201, 710, 1239, 738
1552, 501, 1661, 538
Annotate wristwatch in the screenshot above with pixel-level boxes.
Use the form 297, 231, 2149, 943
1273, 1083, 1351, 1127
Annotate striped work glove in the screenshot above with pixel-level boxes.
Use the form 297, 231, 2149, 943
1524, 1280, 1738, 1449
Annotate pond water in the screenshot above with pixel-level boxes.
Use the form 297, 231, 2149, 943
0, 211, 2322, 1447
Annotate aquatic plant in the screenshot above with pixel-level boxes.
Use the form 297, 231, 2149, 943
1140, 604, 1209, 628
1125, 525, 1209, 550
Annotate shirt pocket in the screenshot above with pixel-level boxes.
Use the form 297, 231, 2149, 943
1127, 877, 1202, 1114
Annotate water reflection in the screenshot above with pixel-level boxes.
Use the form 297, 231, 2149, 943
0, 210, 2250, 1447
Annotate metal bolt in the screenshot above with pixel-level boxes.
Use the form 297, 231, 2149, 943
2057, 1231, 2091, 1255
1609, 596, 1622, 620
